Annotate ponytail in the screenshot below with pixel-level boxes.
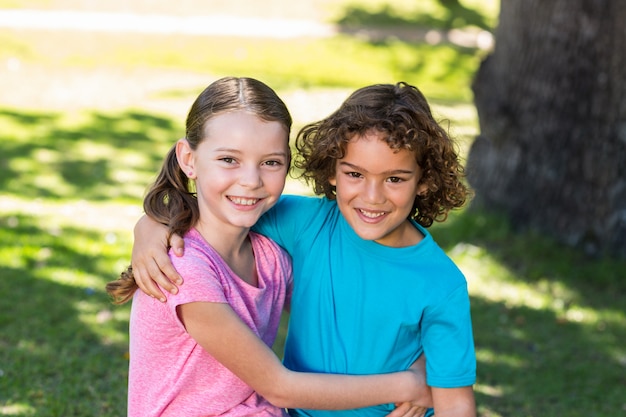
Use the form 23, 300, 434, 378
106, 145, 199, 304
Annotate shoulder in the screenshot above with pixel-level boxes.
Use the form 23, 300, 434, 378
167, 231, 229, 303
249, 233, 292, 275
257, 195, 338, 234
170, 229, 221, 275
250, 232, 289, 258
417, 225, 461, 267
411, 225, 467, 288
276, 194, 339, 222
272, 194, 334, 213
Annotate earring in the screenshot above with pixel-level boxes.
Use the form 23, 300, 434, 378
187, 171, 194, 178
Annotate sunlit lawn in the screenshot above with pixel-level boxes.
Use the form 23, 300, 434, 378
1, 1, 625, 416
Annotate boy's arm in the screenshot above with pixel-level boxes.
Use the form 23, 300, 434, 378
431, 386, 476, 417
131, 214, 184, 302
179, 300, 427, 410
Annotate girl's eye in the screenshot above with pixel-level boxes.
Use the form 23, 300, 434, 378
347, 171, 362, 178
220, 157, 236, 164
264, 160, 283, 167
387, 177, 403, 183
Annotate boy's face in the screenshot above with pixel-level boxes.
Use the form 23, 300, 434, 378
329, 131, 428, 247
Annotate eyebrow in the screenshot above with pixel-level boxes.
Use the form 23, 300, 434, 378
338, 161, 414, 175
213, 147, 289, 157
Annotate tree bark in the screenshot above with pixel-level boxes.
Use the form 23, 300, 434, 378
467, 0, 626, 257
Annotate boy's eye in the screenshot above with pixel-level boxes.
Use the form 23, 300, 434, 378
387, 177, 403, 183
347, 171, 362, 178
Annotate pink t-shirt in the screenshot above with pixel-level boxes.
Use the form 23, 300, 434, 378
128, 229, 293, 417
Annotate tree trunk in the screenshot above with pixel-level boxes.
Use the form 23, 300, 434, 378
467, 0, 626, 257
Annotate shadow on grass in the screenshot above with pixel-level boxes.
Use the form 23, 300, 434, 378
0, 213, 130, 416
323, 0, 489, 102
337, 0, 490, 30
0, 107, 179, 202
333, 0, 493, 42
430, 209, 626, 416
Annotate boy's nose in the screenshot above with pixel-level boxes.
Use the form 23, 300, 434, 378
363, 181, 385, 204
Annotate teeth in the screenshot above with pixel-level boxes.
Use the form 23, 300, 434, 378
230, 197, 259, 206
359, 209, 385, 218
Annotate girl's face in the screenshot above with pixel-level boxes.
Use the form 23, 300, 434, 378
329, 130, 428, 247
180, 111, 289, 237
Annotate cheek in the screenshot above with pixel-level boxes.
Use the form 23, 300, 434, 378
267, 172, 287, 191
402, 192, 419, 211
332, 182, 354, 203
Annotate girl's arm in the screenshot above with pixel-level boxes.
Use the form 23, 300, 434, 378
178, 300, 429, 410
132, 215, 434, 411
131, 215, 184, 301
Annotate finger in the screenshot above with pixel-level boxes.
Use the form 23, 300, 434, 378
133, 262, 168, 302
395, 404, 428, 417
145, 258, 179, 295
385, 402, 411, 417
169, 233, 185, 257
154, 252, 184, 286
413, 407, 428, 417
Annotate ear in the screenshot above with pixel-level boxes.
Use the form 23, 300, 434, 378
176, 138, 195, 179
416, 182, 428, 197
329, 176, 337, 186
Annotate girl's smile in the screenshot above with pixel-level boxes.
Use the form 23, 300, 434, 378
178, 110, 289, 243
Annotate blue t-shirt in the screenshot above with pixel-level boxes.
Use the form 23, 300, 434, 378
254, 195, 476, 417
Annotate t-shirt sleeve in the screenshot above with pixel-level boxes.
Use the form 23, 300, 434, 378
422, 284, 476, 388
165, 246, 227, 312
253, 195, 314, 252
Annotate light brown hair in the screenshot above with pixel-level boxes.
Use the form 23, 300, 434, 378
106, 77, 291, 304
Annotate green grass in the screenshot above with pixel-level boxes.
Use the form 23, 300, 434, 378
430, 210, 626, 416
0, 215, 132, 416
1, 1, 625, 416
0, 29, 481, 102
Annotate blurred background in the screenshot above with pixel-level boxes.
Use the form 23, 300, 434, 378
0, 1, 624, 416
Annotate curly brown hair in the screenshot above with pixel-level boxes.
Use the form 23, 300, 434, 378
294, 82, 470, 227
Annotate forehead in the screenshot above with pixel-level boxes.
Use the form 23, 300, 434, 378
201, 111, 288, 146
341, 131, 417, 169
204, 111, 284, 134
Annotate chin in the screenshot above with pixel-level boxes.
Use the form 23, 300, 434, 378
353, 229, 384, 242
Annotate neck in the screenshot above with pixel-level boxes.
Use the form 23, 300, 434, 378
194, 221, 258, 287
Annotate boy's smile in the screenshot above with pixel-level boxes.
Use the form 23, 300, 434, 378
329, 130, 428, 247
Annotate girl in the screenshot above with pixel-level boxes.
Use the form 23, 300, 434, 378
106, 77, 430, 417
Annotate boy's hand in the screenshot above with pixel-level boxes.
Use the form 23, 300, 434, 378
131, 215, 184, 302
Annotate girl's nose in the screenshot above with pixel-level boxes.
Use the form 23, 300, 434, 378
239, 166, 263, 188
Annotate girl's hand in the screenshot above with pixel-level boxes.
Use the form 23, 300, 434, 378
386, 402, 428, 417
131, 215, 184, 302
384, 355, 432, 417
408, 355, 433, 407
